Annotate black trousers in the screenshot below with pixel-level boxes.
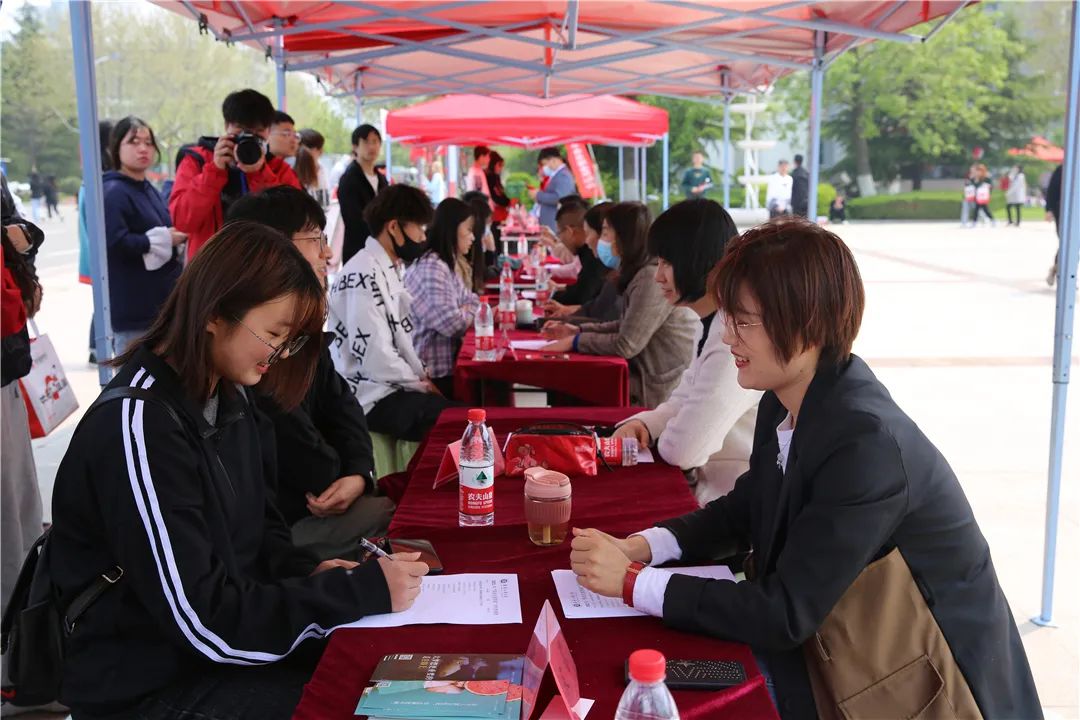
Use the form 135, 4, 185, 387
1006, 203, 1022, 225
973, 204, 994, 222
366, 389, 454, 442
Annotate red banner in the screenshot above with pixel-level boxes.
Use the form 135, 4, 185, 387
565, 142, 602, 199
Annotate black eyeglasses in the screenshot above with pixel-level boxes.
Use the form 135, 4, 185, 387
233, 317, 309, 366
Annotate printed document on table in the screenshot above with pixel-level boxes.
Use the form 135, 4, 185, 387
510, 339, 550, 351
346, 573, 522, 628
551, 567, 735, 619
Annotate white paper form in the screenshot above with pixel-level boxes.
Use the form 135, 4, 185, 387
510, 339, 550, 351
346, 573, 522, 628
551, 566, 736, 619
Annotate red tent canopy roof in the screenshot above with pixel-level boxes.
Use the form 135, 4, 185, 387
156, 1, 973, 99
1008, 135, 1065, 163
386, 94, 669, 148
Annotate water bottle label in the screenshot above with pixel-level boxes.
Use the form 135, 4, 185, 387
498, 309, 516, 327
476, 334, 495, 351
598, 437, 625, 464
460, 464, 495, 516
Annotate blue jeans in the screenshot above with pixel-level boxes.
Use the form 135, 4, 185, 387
113, 328, 147, 355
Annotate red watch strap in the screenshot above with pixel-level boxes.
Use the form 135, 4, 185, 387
622, 561, 646, 606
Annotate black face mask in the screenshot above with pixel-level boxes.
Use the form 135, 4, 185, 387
392, 223, 427, 263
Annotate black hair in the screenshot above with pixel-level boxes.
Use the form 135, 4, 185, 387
794, 154, 804, 165
584, 201, 612, 235
273, 111, 295, 126
488, 150, 503, 167
461, 191, 493, 291
226, 185, 327, 236
559, 194, 585, 208
556, 200, 587, 223
352, 124, 381, 146
221, 89, 276, 130
462, 191, 493, 224
648, 198, 737, 303
299, 128, 325, 151
108, 116, 160, 172
474, 146, 491, 161
605, 202, 652, 293
425, 198, 474, 273
538, 147, 563, 163
364, 183, 433, 237
99, 120, 114, 172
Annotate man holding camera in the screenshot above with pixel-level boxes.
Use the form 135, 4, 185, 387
169, 89, 300, 259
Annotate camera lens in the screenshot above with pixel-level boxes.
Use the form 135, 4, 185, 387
234, 134, 263, 165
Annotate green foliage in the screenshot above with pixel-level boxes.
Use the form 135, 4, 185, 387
58, 176, 83, 197
847, 190, 1043, 220
504, 172, 534, 205
771, 5, 1061, 185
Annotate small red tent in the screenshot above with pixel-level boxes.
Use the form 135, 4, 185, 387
386, 94, 669, 149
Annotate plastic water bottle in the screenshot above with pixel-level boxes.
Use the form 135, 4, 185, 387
459, 408, 495, 527
615, 650, 680, 720
498, 261, 515, 331
535, 265, 551, 306
474, 302, 496, 362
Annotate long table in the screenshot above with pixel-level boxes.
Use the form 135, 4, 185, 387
454, 329, 630, 407
294, 408, 779, 720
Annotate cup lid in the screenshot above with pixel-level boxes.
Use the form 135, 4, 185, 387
523, 467, 571, 499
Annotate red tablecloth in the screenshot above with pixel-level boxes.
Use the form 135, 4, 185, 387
454, 330, 630, 407
295, 408, 779, 720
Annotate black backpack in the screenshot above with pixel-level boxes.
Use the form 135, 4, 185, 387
0, 387, 181, 706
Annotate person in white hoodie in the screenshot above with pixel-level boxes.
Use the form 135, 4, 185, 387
329, 184, 451, 441
1005, 164, 1027, 227
613, 199, 761, 505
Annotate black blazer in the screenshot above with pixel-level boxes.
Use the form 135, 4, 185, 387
338, 161, 389, 266
658, 356, 1040, 719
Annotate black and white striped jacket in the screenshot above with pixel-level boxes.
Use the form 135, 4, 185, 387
47, 347, 391, 715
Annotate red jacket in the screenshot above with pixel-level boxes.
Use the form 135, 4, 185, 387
1, 246, 27, 337
169, 143, 300, 259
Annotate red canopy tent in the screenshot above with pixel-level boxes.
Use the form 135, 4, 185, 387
386, 94, 669, 148
1008, 135, 1066, 163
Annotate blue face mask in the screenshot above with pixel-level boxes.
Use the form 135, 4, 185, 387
542, 165, 557, 178
597, 239, 620, 269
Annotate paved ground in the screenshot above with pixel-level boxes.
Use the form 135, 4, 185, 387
15, 202, 1079, 718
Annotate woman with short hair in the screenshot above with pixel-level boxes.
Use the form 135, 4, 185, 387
569, 217, 1040, 718
542, 201, 697, 407
614, 199, 761, 504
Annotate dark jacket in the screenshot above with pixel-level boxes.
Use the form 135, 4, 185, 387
790, 165, 810, 216
48, 347, 391, 715
553, 244, 607, 307
338, 161, 389, 266
658, 356, 1040, 719
1045, 164, 1063, 232
102, 171, 182, 331
169, 137, 301, 259
255, 336, 376, 526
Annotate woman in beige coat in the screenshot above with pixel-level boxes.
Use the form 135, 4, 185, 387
542, 202, 697, 407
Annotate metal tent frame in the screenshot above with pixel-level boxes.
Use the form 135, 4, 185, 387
70, 0, 1077, 624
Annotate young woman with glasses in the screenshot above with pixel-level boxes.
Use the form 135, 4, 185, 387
47, 221, 428, 719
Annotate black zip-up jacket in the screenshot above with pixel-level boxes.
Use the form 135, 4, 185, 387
48, 348, 391, 715
255, 335, 376, 526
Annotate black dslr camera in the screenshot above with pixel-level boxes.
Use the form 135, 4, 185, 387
231, 132, 265, 165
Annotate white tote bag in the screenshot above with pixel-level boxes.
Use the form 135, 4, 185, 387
17, 321, 79, 438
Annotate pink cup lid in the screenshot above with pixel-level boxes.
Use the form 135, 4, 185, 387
523, 467, 571, 499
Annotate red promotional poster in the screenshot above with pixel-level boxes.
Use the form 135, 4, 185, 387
565, 143, 602, 199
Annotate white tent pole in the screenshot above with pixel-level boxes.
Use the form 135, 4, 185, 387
807, 29, 825, 222
723, 98, 732, 208
618, 146, 625, 201
662, 132, 670, 210
1035, 0, 1080, 628
275, 19, 287, 110
642, 145, 648, 202
69, 1, 113, 386
447, 145, 459, 197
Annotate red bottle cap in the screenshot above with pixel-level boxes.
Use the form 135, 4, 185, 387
467, 408, 487, 424
628, 649, 666, 683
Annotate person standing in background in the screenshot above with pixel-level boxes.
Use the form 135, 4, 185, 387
971, 163, 995, 227
464, 146, 491, 197
44, 175, 62, 220
427, 160, 447, 205
1005, 165, 1027, 227
337, 123, 389, 265
1045, 162, 1063, 286
960, 164, 977, 227
765, 160, 792, 218
680, 151, 713, 199
28, 168, 43, 223
530, 147, 577, 231
269, 111, 301, 163
790, 154, 810, 218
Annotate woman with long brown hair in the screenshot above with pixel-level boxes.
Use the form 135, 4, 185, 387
542, 201, 698, 407
46, 222, 428, 719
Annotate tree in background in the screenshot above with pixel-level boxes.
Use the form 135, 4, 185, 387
772, 4, 1059, 196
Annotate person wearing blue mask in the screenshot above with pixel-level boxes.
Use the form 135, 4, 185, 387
528, 147, 577, 231
542, 202, 697, 408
